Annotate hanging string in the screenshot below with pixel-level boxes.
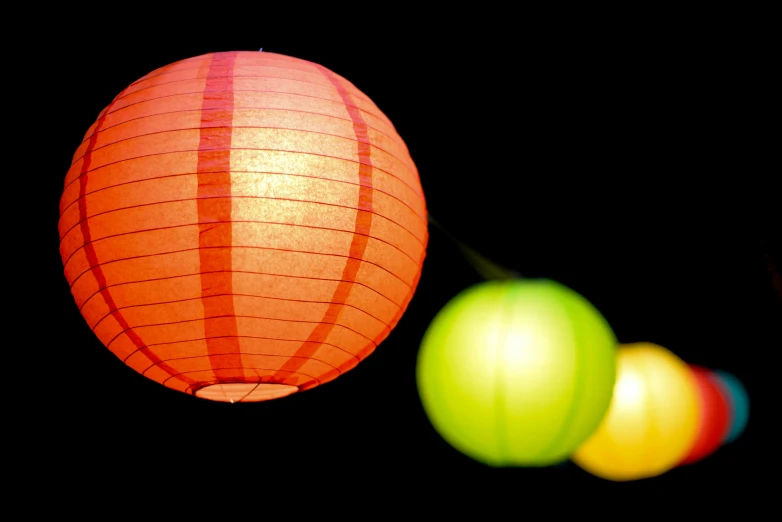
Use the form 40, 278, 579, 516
428, 213, 520, 280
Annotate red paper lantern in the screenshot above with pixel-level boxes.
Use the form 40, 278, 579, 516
58, 51, 427, 402
679, 365, 731, 465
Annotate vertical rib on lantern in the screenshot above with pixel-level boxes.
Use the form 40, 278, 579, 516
58, 51, 428, 402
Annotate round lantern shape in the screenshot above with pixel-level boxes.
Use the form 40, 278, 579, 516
678, 365, 731, 466
711, 370, 749, 444
58, 51, 428, 402
572, 343, 700, 481
416, 278, 617, 467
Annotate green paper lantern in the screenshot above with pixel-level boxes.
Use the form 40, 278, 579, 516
416, 278, 617, 467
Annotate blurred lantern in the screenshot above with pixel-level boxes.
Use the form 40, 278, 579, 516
572, 343, 700, 481
58, 51, 427, 402
678, 365, 731, 466
711, 370, 749, 444
416, 278, 617, 467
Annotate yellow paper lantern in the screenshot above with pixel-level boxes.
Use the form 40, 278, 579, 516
572, 342, 700, 481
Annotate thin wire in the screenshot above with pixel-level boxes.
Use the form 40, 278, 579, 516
427, 213, 520, 280
220, 382, 231, 403
237, 369, 265, 403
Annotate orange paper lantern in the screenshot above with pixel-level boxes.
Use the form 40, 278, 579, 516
679, 365, 731, 465
58, 51, 427, 402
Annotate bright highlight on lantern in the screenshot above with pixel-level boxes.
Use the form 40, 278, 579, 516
572, 343, 700, 481
58, 51, 427, 402
416, 279, 617, 467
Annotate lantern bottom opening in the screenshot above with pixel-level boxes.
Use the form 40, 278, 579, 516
194, 383, 298, 402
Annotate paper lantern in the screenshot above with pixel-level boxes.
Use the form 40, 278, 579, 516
711, 370, 749, 444
678, 365, 731, 466
58, 51, 427, 402
572, 343, 700, 481
416, 278, 617, 467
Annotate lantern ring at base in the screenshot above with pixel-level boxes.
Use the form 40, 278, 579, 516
193, 382, 299, 402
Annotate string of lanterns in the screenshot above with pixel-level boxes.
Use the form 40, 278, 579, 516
417, 282, 749, 481
58, 49, 748, 480
417, 220, 748, 479
571, 344, 748, 480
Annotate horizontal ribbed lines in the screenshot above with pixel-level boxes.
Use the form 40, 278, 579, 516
101, 86, 401, 140
131, 61, 373, 107
140, 53, 342, 77
72, 123, 412, 174
82, 283, 398, 342
137, 51, 325, 77
62, 218, 419, 287
137, 53, 324, 81
66, 243, 414, 294
80, 86, 397, 146
123, 333, 365, 365
63, 146, 426, 214
177, 368, 319, 392
77, 269, 405, 314
174, 368, 321, 390
91, 86, 396, 143
108, 314, 377, 351
61, 215, 421, 271
87, 291, 394, 334
59, 171, 426, 241
127, 63, 374, 105
73, 87, 402, 169
141, 352, 343, 377
132, 60, 327, 86
115, 72, 377, 114
73, 107, 416, 171
70, 124, 419, 190
76, 104, 411, 170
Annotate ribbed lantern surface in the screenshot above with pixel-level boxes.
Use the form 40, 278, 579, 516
58, 51, 427, 402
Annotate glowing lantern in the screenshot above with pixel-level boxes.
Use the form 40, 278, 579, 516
572, 343, 700, 481
58, 51, 427, 402
416, 278, 617, 467
678, 365, 731, 466
711, 370, 749, 444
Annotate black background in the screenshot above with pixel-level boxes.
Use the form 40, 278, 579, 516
43, 13, 776, 503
